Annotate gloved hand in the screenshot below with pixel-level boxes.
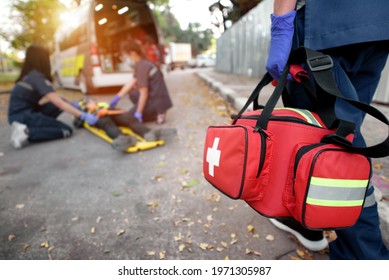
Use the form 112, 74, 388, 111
266, 10, 296, 81
134, 111, 143, 123
70, 100, 82, 110
109, 95, 121, 109
80, 112, 99, 126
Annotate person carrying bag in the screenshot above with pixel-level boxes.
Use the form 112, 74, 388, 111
203, 47, 389, 256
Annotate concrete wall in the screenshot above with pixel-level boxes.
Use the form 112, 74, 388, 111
215, 0, 389, 104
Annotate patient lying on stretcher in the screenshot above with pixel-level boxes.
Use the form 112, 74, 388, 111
72, 98, 177, 152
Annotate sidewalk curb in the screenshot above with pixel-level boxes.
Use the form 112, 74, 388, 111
197, 71, 389, 247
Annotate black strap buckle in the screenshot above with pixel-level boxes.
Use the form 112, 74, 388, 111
307, 55, 334, 72
321, 133, 352, 146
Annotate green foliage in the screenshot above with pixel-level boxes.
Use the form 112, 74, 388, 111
11, 0, 66, 50
152, 8, 213, 55
0, 71, 18, 84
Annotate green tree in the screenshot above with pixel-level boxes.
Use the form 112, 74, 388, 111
153, 7, 212, 55
11, 0, 66, 50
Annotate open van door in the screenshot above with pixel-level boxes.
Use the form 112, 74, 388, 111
53, 0, 164, 94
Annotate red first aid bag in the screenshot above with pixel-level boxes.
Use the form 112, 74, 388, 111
203, 48, 389, 230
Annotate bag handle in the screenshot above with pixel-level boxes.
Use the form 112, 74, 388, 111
231, 72, 273, 124
298, 48, 389, 158
253, 47, 389, 158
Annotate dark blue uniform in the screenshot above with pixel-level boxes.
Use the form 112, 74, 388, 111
8, 70, 72, 142
293, 0, 389, 259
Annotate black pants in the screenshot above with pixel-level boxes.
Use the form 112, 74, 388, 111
95, 112, 150, 139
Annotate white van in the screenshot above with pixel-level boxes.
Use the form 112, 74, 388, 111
52, 0, 163, 94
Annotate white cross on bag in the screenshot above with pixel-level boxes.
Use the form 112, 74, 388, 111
206, 137, 221, 177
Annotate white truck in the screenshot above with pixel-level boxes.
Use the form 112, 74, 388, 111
164, 43, 192, 71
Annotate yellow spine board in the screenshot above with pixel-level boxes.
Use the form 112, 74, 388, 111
83, 123, 164, 153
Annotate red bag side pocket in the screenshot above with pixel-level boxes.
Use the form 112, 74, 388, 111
203, 125, 269, 200
291, 143, 371, 230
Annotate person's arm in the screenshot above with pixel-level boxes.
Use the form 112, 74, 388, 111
117, 78, 137, 98
46, 92, 83, 117
265, 0, 297, 80
274, 0, 297, 15
46, 92, 99, 125
109, 78, 137, 108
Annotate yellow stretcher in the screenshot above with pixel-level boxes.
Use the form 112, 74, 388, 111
76, 100, 164, 153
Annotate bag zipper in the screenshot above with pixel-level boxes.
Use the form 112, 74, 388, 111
256, 130, 267, 178
234, 115, 324, 129
293, 143, 326, 178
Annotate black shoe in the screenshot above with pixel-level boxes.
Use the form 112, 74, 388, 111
269, 217, 328, 251
111, 135, 137, 152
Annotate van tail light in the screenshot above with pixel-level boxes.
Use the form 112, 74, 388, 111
90, 44, 100, 67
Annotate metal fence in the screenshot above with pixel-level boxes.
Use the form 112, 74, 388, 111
215, 0, 389, 104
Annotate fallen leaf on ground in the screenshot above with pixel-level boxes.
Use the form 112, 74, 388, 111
178, 244, 186, 252
147, 251, 156, 256
245, 249, 253, 255
8, 234, 15, 241
207, 193, 221, 202
265, 235, 274, 241
181, 179, 200, 188
111, 191, 122, 197
220, 241, 228, 248
247, 225, 255, 233
151, 175, 164, 182
96, 216, 102, 223
155, 161, 166, 167
373, 162, 383, 170
159, 251, 166, 259
15, 204, 25, 209
40, 241, 49, 248
116, 229, 125, 236
296, 249, 313, 260
147, 201, 159, 208
207, 215, 213, 222
199, 243, 213, 250
174, 233, 183, 242
91, 227, 96, 234
22, 244, 31, 252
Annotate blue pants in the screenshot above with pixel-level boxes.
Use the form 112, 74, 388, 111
9, 102, 73, 142
292, 8, 389, 259
326, 43, 389, 260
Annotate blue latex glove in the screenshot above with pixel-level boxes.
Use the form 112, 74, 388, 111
80, 112, 99, 126
266, 10, 296, 81
70, 100, 82, 110
134, 111, 143, 123
109, 95, 121, 109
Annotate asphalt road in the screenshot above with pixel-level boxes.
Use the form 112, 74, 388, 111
0, 68, 329, 260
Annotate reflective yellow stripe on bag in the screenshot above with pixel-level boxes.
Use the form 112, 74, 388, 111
306, 177, 369, 207
285, 108, 323, 127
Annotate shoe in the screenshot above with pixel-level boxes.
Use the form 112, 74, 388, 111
269, 218, 328, 251
111, 135, 137, 152
156, 113, 166, 125
11, 122, 29, 149
143, 128, 177, 142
